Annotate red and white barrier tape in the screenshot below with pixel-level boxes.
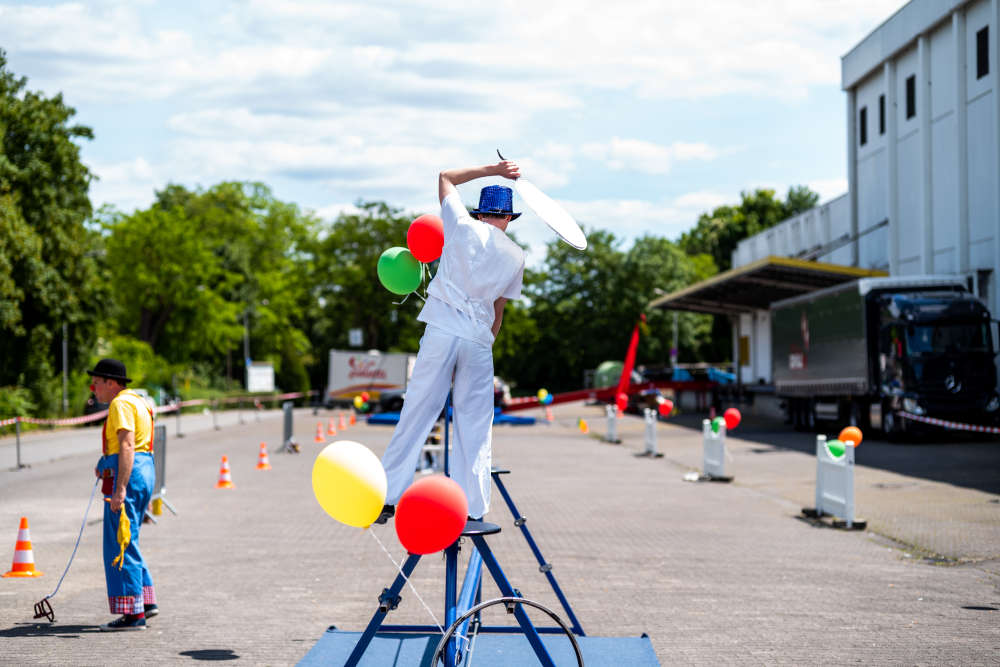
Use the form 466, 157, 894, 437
2, 391, 317, 427
898, 411, 1000, 434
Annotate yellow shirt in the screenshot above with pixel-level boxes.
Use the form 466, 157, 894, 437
103, 389, 154, 455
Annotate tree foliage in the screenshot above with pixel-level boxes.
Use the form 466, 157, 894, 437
679, 186, 819, 271
101, 182, 318, 393
494, 229, 717, 392
0, 50, 104, 412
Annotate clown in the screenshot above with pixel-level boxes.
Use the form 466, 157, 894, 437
88, 358, 158, 631
376, 160, 525, 523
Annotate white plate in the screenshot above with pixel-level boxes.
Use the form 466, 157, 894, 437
514, 179, 587, 251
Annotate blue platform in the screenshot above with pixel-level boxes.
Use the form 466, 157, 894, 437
367, 408, 535, 427
297, 629, 659, 666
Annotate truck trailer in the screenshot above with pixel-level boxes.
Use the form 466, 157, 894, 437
771, 276, 999, 436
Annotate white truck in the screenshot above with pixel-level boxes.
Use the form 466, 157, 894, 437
323, 350, 415, 409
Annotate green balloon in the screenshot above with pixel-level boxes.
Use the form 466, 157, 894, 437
377, 247, 421, 295
826, 439, 845, 458
711, 416, 724, 433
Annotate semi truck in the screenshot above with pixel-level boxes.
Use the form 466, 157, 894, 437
771, 276, 999, 436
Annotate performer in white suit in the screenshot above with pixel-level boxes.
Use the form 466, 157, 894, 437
377, 160, 525, 522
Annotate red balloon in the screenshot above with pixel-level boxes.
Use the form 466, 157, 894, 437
724, 408, 741, 431
658, 399, 674, 417
360, 391, 370, 402
615, 392, 628, 412
407, 214, 445, 263
395, 475, 468, 555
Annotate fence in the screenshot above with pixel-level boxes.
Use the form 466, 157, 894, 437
148, 423, 177, 520
802, 435, 865, 529
701, 419, 731, 481
3, 390, 316, 470
604, 405, 620, 444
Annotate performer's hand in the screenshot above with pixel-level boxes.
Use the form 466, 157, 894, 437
109, 490, 125, 513
494, 160, 520, 180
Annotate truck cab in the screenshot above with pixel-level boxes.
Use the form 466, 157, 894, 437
872, 290, 1000, 430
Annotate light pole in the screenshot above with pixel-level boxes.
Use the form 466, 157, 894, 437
62, 322, 69, 414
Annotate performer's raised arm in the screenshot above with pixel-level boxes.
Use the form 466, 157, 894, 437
439, 161, 520, 203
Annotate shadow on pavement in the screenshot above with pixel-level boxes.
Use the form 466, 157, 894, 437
0, 622, 101, 637
179, 649, 241, 661
666, 411, 1000, 496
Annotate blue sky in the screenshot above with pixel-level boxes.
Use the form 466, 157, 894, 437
1, 0, 906, 264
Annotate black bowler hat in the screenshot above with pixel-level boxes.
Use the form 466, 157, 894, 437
86, 358, 131, 384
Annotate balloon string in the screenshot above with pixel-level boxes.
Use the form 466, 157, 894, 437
368, 529, 467, 643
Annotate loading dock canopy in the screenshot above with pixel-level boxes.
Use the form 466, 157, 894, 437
649, 256, 886, 315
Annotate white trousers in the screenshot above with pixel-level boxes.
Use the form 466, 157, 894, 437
381, 325, 495, 518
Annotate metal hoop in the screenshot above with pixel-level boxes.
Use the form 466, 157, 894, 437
430, 596, 584, 666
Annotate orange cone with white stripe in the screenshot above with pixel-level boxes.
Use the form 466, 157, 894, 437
3, 517, 43, 577
256, 442, 272, 471
326, 418, 337, 436
338, 412, 346, 431
349, 413, 356, 426
215, 455, 235, 489
545, 407, 554, 423
314, 423, 325, 443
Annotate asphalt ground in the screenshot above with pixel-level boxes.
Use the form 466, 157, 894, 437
0, 403, 998, 666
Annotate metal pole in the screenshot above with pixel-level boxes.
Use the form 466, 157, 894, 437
175, 402, 184, 438
671, 311, 679, 367
243, 310, 251, 390
212, 400, 220, 430
61, 322, 68, 415
443, 393, 451, 477
15, 417, 23, 469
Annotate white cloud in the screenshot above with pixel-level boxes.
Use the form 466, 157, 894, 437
806, 178, 849, 202
580, 138, 719, 174
1, 0, 906, 246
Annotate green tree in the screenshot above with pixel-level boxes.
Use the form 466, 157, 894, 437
679, 186, 819, 272
0, 50, 104, 413
102, 182, 319, 394
305, 202, 427, 389
497, 230, 717, 392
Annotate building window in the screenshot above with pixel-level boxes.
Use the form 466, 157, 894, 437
879, 95, 886, 134
977, 27, 989, 79
905, 75, 916, 119
859, 106, 868, 145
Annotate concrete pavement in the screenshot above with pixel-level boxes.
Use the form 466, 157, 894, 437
0, 403, 997, 665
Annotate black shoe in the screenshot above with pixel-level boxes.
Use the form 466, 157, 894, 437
144, 604, 158, 618
466, 515, 482, 522
373, 505, 395, 525
100, 614, 146, 631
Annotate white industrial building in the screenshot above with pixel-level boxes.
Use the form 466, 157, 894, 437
655, 0, 1000, 392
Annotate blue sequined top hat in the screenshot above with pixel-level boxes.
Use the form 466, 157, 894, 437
469, 185, 521, 220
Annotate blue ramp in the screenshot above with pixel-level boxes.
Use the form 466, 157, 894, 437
298, 629, 659, 666
366, 409, 536, 427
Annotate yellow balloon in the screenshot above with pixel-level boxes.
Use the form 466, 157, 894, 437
537, 388, 548, 401
353, 395, 364, 409
312, 441, 387, 527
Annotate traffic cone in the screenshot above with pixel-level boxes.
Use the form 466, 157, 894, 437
215, 456, 235, 489
3, 517, 43, 577
327, 418, 337, 436
256, 442, 272, 471
349, 413, 356, 426
579, 418, 589, 434
545, 407, 554, 423
338, 412, 347, 431
314, 423, 325, 443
